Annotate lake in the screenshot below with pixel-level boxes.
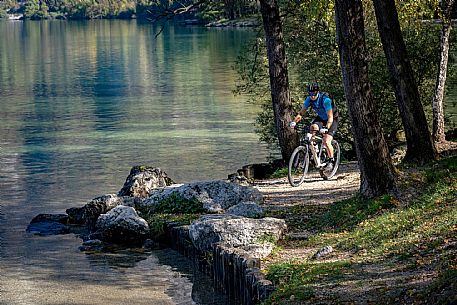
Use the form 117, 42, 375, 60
1, 18, 456, 305
0, 20, 269, 305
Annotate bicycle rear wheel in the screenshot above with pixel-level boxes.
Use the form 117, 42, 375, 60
288, 146, 310, 187
319, 140, 341, 180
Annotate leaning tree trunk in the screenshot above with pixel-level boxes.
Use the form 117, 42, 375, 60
433, 0, 455, 143
335, 0, 397, 198
372, 0, 437, 164
259, 0, 297, 161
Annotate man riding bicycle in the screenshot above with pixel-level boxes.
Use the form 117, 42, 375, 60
292, 82, 339, 169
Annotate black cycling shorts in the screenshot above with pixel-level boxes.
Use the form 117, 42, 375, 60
310, 116, 339, 136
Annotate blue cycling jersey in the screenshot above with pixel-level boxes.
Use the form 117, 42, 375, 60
303, 92, 332, 120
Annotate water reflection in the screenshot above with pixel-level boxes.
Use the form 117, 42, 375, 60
0, 20, 264, 305
0, 20, 268, 183
81, 246, 231, 304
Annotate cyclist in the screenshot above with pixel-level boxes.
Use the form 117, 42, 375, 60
292, 82, 339, 168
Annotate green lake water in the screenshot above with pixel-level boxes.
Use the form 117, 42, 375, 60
0, 20, 267, 305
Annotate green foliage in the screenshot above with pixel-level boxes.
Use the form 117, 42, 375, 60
333, 187, 456, 258
136, 193, 204, 238
11, 0, 138, 19
267, 260, 351, 285
0, 8, 8, 19
37, 2, 49, 19
24, 0, 40, 18
235, 0, 453, 155
268, 167, 289, 178
198, 0, 258, 22
59, 0, 136, 19
256, 233, 277, 244
197, 1, 225, 22
304, 156, 457, 258
425, 155, 457, 183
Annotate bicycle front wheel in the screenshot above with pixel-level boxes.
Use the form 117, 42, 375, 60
288, 146, 310, 187
319, 140, 341, 180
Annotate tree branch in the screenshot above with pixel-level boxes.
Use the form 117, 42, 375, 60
147, 0, 206, 23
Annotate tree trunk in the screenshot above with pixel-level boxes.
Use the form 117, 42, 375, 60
259, 0, 297, 161
433, 0, 455, 143
372, 0, 437, 164
335, 0, 397, 198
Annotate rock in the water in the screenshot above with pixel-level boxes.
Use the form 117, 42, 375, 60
118, 166, 175, 198
95, 205, 150, 244
79, 239, 104, 252
26, 221, 70, 236
66, 194, 137, 230
30, 213, 69, 224
188, 214, 286, 252
26, 213, 71, 236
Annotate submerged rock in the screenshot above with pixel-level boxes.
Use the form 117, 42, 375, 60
26, 221, 70, 236
29, 213, 69, 224
79, 239, 105, 252
26, 213, 70, 236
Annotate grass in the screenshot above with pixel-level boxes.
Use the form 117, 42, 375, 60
143, 213, 201, 239
262, 155, 457, 304
137, 192, 204, 238
264, 261, 352, 305
268, 167, 289, 179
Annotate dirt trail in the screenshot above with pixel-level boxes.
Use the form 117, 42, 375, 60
254, 162, 360, 216
250, 162, 360, 264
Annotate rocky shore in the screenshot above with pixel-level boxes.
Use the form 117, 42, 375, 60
28, 144, 457, 305
27, 163, 291, 305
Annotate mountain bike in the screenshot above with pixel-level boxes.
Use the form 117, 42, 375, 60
288, 123, 341, 187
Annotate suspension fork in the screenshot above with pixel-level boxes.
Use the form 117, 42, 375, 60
306, 132, 321, 167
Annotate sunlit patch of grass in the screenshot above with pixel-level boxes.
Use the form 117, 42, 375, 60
262, 261, 352, 304
333, 162, 456, 259
307, 194, 398, 232
336, 201, 456, 258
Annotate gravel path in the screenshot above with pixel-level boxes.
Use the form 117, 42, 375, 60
253, 162, 360, 215
250, 162, 360, 263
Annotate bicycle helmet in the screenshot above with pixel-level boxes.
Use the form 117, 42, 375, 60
307, 81, 319, 92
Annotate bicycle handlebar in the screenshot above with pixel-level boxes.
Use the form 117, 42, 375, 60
289, 121, 328, 135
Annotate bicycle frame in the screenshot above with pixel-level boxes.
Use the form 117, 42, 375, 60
302, 132, 326, 169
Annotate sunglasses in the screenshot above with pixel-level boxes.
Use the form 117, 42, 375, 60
308, 91, 318, 97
